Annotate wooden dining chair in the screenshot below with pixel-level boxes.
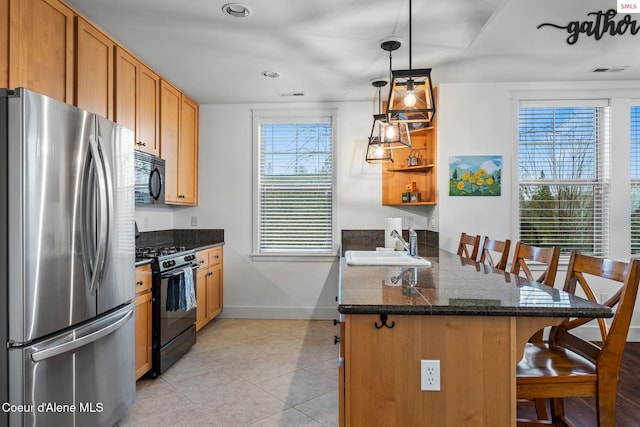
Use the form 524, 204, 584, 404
457, 232, 481, 261
516, 252, 640, 427
479, 236, 511, 271
510, 241, 560, 287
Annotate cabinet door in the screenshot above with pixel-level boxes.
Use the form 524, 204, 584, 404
195, 268, 208, 331
9, 0, 75, 103
179, 94, 198, 205
0, 0, 8, 88
160, 80, 181, 203
206, 263, 222, 320
138, 64, 160, 156
75, 17, 113, 119
114, 47, 139, 140
134, 291, 152, 380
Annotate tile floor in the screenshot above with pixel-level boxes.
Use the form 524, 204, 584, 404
118, 319, 340, 427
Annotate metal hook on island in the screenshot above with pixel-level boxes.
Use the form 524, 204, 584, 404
374, 313, 395, 329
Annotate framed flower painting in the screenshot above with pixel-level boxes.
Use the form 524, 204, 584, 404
449, 155, 502, 196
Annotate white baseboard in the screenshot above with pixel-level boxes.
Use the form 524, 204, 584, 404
218, 306, 339, 320
571, 325, 640, 342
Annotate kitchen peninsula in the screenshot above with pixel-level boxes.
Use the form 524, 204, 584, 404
337, 250, 612, 427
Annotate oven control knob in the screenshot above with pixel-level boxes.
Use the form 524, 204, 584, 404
169, 260, 176, 267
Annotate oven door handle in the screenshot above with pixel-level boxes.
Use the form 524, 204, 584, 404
161, 264, 199, 279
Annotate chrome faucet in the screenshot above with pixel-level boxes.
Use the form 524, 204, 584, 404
390, 228, 418, 257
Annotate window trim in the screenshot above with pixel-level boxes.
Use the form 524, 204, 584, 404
511, 91, 615, 263
251, 108, 339, 261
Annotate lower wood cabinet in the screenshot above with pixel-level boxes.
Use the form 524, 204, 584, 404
134, 263, 153, 380
195, 246, 223, 331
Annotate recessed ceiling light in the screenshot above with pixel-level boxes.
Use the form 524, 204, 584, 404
222, 3, 252, 18
260, 71, 280, 78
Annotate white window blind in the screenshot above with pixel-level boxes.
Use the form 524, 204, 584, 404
256, 116, 334, 254
518, 101, 610, 258
632, 105, 640, 254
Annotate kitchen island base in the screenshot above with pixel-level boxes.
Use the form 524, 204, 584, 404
340, 314, 561, 427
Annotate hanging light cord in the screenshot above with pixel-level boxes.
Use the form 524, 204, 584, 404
408, 0, 412, 71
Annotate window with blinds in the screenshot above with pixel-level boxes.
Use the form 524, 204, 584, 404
518, 101, 610, 258
256, 116, 335, 254
632, 106, 640, 254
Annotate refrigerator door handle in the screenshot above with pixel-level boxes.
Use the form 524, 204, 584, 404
30, 307, 134, 362
97, 135, 115, 268
88, 135, 108, 296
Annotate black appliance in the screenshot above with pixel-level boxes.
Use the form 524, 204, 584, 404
136, 246, 198, 376
134, 150, 165, 204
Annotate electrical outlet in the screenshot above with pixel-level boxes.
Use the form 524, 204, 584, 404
421, 360, 440, 391
191, 215, 199, 226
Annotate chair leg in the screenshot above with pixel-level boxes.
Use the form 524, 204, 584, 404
534, 398, 549, 420
550, 398, 567, 427
596, 379, 618, 427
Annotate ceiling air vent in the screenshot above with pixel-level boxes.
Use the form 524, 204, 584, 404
279, 92, 305, 97
591, 66, 629, 73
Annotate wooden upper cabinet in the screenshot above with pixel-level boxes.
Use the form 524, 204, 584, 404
138, 64, 160, 156
8, 0, 75, 103
160, 80, 198, 205
160, 80, 181, 203
114, 46, 159, 155
1, 0, 8, 88
179, 94, 198, 205
114, 47, 139, 139
75, 17, 113, 119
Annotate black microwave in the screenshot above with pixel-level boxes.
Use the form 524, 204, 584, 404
134, 151, 165, 204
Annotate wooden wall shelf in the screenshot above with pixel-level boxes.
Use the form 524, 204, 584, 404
381, 88, 438, 206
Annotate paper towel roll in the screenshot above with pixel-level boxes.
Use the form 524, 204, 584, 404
384, 217, 403, 249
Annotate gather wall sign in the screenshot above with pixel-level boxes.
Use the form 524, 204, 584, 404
537, 9, 640, 45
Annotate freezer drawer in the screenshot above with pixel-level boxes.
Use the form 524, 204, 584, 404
7, 303, 135, 427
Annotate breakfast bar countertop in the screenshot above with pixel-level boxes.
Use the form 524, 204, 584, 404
338, 249, 613, 318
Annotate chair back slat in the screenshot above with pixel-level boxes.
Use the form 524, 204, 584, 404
480, 237, 511, 271
549, 252, 640, 372
457, 232, 481, 261
510, 242, 560, 287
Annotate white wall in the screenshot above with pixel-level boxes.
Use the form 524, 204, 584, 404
438, 80, 640, 340
171, 101, 433, 319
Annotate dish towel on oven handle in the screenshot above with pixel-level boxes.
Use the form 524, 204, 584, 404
181, 266, 197, 311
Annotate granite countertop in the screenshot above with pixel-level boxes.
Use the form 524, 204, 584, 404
338, 249, 613, 318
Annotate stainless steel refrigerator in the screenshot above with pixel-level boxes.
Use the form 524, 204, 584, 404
0, 88, 136, 427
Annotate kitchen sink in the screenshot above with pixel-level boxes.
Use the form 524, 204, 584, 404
344, 250, 432, 267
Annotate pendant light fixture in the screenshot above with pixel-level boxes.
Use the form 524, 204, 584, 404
366, 80, 393, 163
386, 0, 436, 125
366, 38, 411, 164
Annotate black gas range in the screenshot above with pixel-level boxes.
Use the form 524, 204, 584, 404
136, 246, 198, 377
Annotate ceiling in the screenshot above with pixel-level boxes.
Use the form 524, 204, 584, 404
65, 0, 640, 105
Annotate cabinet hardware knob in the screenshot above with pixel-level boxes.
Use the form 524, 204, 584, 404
136, 280, 144, 286
334, 336, 340, 345
333, 319, 339, 326
199, 260, 205, 264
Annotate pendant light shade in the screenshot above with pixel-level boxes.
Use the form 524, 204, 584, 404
366, 77, 412, 164
365, 136, 393, 163
386, 0, 436, 125
387, 68, 435, 124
